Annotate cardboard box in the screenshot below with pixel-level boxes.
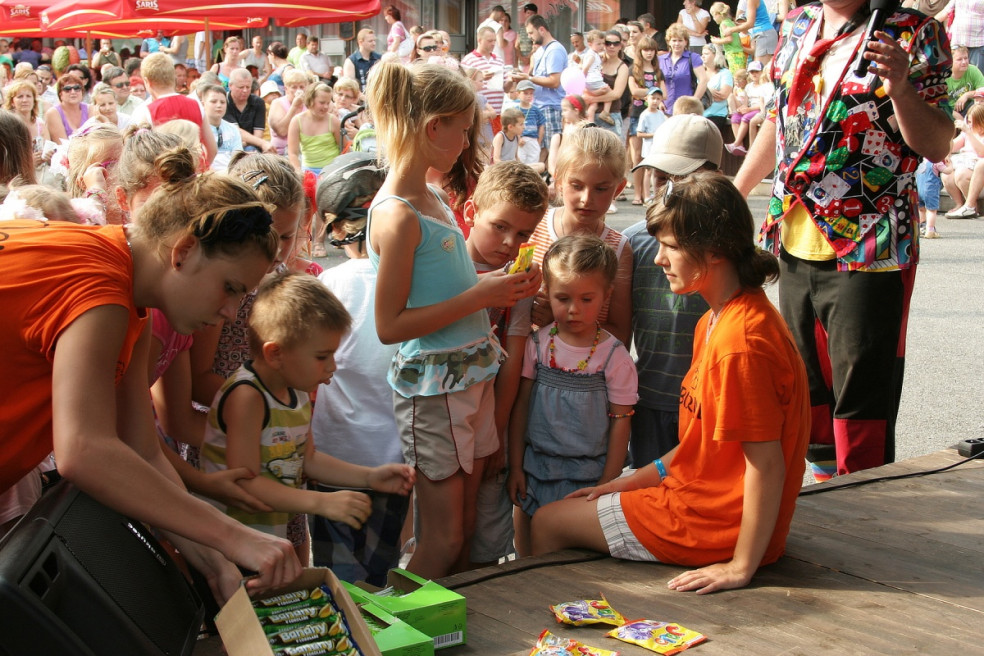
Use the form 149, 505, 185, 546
358, 602, 435, 656
342, 570, 466, 650
217, 568, 382, 656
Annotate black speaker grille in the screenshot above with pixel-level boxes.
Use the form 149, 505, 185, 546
52, 490, 201, 655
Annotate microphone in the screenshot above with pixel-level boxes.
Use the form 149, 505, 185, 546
854, 0, 901, 77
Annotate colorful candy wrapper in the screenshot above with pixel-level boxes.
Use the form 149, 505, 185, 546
529, 629, 620, 656
550, 597, 626, 627
508, 243, 535, 274
606, 619, 706, 655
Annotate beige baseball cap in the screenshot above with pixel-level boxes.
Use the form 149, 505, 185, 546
632, 113, 723, 175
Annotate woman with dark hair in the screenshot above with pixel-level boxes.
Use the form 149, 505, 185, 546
412, 32, 439, 63
592, 31, 630, 140
65, 63, 94, 100
384, 5, 409, 56
44, 73, 89, 142
265, 41, 293, 95
531, 173, 810, 596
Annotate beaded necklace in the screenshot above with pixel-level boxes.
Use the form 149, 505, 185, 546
548, 321, 601, 372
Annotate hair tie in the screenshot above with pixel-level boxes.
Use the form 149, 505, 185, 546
194, 205, 273, 246
565, 95, 584, 113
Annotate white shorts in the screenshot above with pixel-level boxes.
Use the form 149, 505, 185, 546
392, 380, 498, 481
596, 492, 660, 562
518, 138, 542, 165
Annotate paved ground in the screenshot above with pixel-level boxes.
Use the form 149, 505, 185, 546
314, 191, 984, 473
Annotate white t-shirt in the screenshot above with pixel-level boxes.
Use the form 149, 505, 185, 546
679, 8, 712, 47
300, 52, 332, 77
311, 259, 403, 468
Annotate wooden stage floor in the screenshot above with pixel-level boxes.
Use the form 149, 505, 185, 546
436, 448, 984, 655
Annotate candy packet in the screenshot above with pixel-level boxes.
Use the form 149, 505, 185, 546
529, 629, 620, 656
508, 243, 535, 274
253, 584, 364, 655
550, 597, 626, 627
606, 619, 706, 655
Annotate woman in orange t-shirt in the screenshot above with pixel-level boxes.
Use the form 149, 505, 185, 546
0, 153, 301, 601
531, 173, 810, 594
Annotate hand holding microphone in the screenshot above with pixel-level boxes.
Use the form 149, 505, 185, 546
854, 0, 901, 78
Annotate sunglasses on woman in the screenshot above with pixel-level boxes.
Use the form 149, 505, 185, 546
419, 44, 439, 52
605, 40, 622, 47
62, 85, 83, 93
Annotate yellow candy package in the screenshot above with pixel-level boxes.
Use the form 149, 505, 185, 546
550, 597, 626, 627
528, 629, 620, 656
606, 619, 706, 655
508, 243, 535, 274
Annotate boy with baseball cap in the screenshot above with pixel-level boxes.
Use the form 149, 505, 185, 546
626, 114, 723, 465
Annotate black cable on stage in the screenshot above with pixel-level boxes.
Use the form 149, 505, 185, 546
444, 450, 984, 588
797, 448, 984, 497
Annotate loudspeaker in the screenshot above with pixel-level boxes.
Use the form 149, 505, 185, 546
0, 481, 204, 656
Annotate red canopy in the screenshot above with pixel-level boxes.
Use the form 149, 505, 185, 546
142, 0, 380, 27
40, 0, 253, 36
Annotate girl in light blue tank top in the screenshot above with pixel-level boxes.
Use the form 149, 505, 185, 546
365, 62, 542, 578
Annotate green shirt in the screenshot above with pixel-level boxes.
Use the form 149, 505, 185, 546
947, 64, 984, 104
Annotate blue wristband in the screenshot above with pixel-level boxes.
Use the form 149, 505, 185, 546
653, 458, 667, 480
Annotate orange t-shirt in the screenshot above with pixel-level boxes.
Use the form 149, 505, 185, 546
0, 220, 148, 492
620, 289, 810, 567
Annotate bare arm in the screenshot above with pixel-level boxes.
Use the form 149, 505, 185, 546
506, 375, 534, 506
724, 0, 759, 35
287, 115, 302, 171
603, 242, 633, 346
189, 322, 225, 406
666, 440, 786, 593
733, 119, 777, 196
371, 199, 540, 344
270, 93, 304, 138
710, 77, 732, 102
572, 444, 679, 500
590, 61, 629, 105
598, 404, 632, 484
488, 332, 527, 477
692, 64, 709, 100
45, 106, 67, 143
52, 307, 299, 595
150, 350, 206, 447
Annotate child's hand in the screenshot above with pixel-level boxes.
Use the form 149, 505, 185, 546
201, 467, 274, 514
474, 266, 541, 309
82, 163, 107, 193
484, 441, 506, 480
506, 468, 527, 507
367, 463, 415, 495
530, 288, 554, 327
316, 490, 372, 529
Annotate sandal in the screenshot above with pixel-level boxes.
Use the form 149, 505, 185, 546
616, 193, 628, 202
631, 198, 644, 206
